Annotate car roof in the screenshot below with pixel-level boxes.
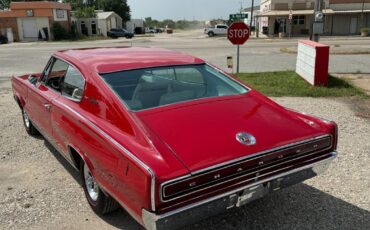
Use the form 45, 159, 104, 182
55, 47, 205, 73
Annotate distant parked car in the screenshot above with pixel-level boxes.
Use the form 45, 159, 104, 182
107, 28, 134, 39
145, 27, 157, 34
155, 28, 164, 33
0, 34, 8, 44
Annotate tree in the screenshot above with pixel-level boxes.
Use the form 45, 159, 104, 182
74, 6, 96, 18
63, 0, 130, 22
98, 0, 131, 22
63, 0, 85, 10
0, 0, 10, 10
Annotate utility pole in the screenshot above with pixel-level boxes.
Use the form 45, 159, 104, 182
361, 0, 365, 27
312, 0, 324, 42
250, 0, 255, 35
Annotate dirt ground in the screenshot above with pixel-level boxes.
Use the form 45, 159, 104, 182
0, 78, 369, 229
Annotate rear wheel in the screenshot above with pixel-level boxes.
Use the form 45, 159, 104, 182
81, 162, 119, 214
22, 109, 39, 136
208, 31, 215, 37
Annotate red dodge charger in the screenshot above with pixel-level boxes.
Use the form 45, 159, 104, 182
11, 47, 337, 230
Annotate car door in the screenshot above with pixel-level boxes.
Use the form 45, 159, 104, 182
51, 63, 86, 159
26, 57, 67, 139
219, 25, 227, 35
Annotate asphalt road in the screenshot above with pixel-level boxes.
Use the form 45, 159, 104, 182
0, 30, 369, 79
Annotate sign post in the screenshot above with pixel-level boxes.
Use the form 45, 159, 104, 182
289, 10, 292, 39
227, 22, 250, 73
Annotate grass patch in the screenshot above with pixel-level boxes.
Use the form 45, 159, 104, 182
236, 71, 367, 97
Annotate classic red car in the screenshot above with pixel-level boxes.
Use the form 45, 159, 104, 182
11, 47, 337, 230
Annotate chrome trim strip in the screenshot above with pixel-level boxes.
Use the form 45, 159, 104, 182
99, 63, 206, 75
160, 134, 332, 202
99, 182, 143, 224
147, 152, 336, 224
50, 55, 86, 103
162, 146, 332, 200
52, 100, 157, 211
205, 62, 252, 92
192, 134, 332, 175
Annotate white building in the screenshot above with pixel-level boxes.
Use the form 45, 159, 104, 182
257, 0, 370, 36
125, 19, 144, 34
243, 6, 260, 28
72, 11, 122, 37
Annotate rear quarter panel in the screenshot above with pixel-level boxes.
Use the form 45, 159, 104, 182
11, 75, 31, 108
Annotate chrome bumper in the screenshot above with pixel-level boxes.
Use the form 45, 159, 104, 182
142, 152, 337, 230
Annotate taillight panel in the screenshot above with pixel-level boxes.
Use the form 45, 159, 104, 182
161, 135, 332, 203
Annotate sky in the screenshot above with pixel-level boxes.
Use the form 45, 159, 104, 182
127, 0, 259, 21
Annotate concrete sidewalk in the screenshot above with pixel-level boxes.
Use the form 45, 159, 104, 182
333, 74, 370, 95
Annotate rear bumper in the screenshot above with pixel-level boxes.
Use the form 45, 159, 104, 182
142, 152, 336, 230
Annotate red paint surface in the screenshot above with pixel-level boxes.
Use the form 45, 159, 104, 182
11, 47, 337, 223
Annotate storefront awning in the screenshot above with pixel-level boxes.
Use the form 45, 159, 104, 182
257, 9, 334, 17
332, 9, 370, 14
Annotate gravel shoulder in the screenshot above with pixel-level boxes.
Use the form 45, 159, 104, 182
0, 84, 369, 229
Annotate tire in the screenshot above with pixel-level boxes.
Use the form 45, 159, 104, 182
81, 161, 119, 214
22, 109, 39, 136
208, 31, 215, 37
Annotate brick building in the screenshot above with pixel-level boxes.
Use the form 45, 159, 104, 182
0, 1, 71, 41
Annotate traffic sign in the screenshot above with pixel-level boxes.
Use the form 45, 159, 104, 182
229, 13, 248, 22
228, 22, 250, 45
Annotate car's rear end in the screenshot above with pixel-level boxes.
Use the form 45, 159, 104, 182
95, 50, 338, 230
142, 132, 337, 230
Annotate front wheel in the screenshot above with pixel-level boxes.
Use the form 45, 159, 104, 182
81, 162, 119, 214
22, 109, 39, 136
208, 31, 215, 37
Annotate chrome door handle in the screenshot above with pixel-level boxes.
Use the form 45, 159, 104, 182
44, 103, 52, 110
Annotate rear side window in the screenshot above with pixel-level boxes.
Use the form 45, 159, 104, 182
61, 66, 85, 101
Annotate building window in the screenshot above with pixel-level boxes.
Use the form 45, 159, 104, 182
56, 9, 65, 19
91, 21, 97, 35
26, 10, 33, 17
293, 16, 305, 25
81, 21, 88, 36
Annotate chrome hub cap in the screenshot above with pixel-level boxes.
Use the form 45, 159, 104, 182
23, 110, 30, 128
84, 164, 99, 201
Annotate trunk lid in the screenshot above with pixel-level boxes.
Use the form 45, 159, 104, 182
136, 93, 328, 173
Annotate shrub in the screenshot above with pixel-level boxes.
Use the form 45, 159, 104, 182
69, 22, 78, 40
360, 27, 369, 33
51, 22, 69, 40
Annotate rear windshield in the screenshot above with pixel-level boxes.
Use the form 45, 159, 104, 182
100, 64, 248, 111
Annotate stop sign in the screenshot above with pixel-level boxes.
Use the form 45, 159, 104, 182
228, 22, 250, 45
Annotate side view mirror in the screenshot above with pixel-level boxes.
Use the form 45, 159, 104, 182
28, 75, 38, 85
